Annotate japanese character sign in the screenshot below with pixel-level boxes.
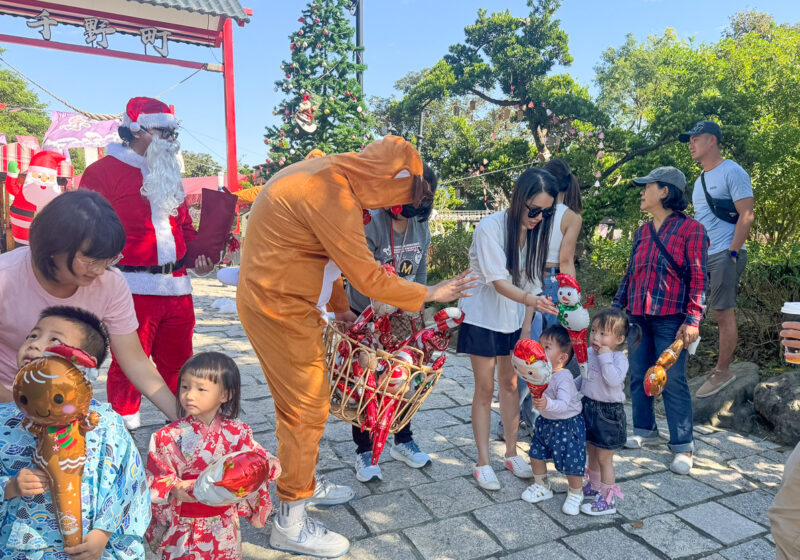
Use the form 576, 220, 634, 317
27, 10, 58, 41
140, 27, 171, 57
83, 18, 116, 49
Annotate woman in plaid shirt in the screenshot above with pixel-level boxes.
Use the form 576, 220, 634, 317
613, 166, 709, 476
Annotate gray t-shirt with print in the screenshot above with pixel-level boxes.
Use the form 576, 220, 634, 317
691, 159, 753, 256
347, 209, 430, 314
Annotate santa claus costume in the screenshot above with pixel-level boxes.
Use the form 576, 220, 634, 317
5, 150, 66, 246
82, 97, 196, 429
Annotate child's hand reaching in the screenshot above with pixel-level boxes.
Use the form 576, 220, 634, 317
533, 396, 548, 411
170, 479, 197, 503
5, 468, 49, 498
598, 345, 613, 355
64, 528, 111, 560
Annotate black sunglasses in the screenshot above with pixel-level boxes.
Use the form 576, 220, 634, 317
145, 127, 179, 140
525, 203, 556, 219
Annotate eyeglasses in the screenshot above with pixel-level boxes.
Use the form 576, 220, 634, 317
525, 204, 556, 219
145, 127, 179, 141
75, 253, 123, 272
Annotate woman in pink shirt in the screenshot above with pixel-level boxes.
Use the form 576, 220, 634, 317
0, 190, 178, 421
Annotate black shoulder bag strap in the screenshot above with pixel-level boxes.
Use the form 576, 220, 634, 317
700, 171, 740, 224
649, 220, 689, 283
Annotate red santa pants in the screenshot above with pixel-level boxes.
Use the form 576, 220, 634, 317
107, 294, 195, 416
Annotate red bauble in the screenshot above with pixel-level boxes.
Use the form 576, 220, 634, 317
362, 209, 372, 226
390, 205, 402, 215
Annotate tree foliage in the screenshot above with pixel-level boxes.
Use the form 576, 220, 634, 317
0, 48, 49, 142
182, 150, 223, 178
261, 0, 373, 179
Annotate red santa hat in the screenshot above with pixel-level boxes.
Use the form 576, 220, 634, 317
555, 273, 581, 292
27, 150, 65, 177
122, 97, 177, 133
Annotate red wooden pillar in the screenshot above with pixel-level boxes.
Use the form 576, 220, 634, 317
222, 18, 239, 191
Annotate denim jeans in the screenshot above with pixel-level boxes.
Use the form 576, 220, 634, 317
629, 314, 694, 453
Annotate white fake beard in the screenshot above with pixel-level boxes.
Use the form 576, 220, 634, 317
141, 136, 185, 217
21, 178, 61, 209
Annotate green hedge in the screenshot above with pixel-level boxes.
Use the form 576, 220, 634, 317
428, 222, 473, 284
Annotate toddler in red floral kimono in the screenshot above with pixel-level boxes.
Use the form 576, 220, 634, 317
145, 352, 280, 560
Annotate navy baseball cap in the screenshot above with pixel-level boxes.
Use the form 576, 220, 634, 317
679, 120, 721, 143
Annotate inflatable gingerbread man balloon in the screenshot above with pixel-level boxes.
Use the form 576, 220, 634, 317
13, 345, 100, 548
555, 273, 593, 377
644, 339, 685, 397
512, 339, 552, 399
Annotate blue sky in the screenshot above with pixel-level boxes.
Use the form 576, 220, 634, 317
1, 1, 798, 169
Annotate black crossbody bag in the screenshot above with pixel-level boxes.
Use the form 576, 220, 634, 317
649, 221, 690, 284
700, 171, 739, 224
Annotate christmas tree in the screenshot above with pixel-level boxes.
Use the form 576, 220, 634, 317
261, 0, 373, 178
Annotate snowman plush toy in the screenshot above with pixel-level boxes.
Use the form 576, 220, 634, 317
554, 273, 592, 377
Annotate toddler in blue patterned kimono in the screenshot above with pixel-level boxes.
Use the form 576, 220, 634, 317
0, 306, 150, 559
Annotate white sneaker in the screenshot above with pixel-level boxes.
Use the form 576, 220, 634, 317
391, 440, 431, 469
522, 482, 553, 503
670, 453, 693, 475
121, 412, 141, 431
270, 514, 349, 558
355, 452, 382, 482
307, 475, 354, 506
562, 491, 583, 516
505, 455, 534, 479
624, 434, 661, 449
473, 464, 501, 491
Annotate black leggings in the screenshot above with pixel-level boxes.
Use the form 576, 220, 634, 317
353, 423, 413, 454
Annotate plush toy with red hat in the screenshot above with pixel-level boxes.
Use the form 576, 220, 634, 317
555, 273, 593, 378
6, 150, 66, 246
122, 96, 177, 132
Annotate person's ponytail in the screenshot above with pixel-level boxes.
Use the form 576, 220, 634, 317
543, 159, 582, 213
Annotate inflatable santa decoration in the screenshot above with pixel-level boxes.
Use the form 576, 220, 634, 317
5, 150, 66, 246
555, 273, 592, 377
512, 339, 552, 399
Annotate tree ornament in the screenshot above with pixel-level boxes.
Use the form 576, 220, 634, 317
595, 171, 602, 178
294, 94, 318, 133
528, 101, 534, 108
323, 29, 329, 34
315, 18, 320, 23
599, 132, 605, 139
286, 73, 292, 79
290, 149, 296, 155
357, 106, 363, 113
329, 96, 334, 102
317, 43, 322, 49
324, 108, 331, 115
279, 131, 285, 137
593, 180, 600, 187
546, 109, 553, 116
280, 65, 285, 70
294, 128, 300, 134
303, 41, 308, 47
298, 17, 305, 22
598, 141, 604, 149
587, 131, 594, 137
298, 30, 304, 35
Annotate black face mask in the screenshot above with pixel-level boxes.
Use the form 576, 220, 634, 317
400, 202, 432, 221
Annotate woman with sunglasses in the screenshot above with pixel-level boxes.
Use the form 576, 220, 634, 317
459, 168, 560, 491
0, 190, 179, 422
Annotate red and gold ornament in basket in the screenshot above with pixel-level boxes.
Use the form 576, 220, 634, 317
644, 339, 685, 397
512, 339, 552, 399
13, 344, 101, 548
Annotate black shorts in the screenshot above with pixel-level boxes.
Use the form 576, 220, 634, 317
456, 322, 522, 357
582, 396, 626, 450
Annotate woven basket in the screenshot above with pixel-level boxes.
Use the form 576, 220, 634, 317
323, 322, 443, 434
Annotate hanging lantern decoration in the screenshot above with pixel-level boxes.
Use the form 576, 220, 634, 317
469, 99, 477, 111
546, 109, 553, 116
599, 132, 605, 139
593, 180, 600, 187
453, 105, 460, 117
595, 171, 602, 178
599, 141, 605, 149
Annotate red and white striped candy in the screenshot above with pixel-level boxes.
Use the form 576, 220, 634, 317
433, 307, 465, 333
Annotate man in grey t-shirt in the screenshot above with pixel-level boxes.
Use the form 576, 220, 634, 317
680, 121, 755, 398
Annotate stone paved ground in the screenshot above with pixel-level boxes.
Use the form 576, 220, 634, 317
120, 278, 787, 560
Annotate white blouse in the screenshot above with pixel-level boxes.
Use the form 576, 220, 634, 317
458, 211, 542, 334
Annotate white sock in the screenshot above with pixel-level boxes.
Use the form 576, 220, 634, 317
278, 500, 306, 526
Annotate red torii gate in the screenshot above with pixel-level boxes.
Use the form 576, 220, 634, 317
0, 0, 251, 191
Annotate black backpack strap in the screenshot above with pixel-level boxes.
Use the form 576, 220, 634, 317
649, 220, 689, 283
701, 171, 740, 224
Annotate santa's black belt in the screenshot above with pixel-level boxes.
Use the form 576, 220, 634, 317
117, 261, 184, 275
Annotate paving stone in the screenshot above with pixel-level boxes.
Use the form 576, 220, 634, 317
323, 419, 357, 442
423, 447, 474, 481
695, 439, 734, 463
615, 479, 675, 520
411, 408, 463, 430
760, 448, 792, 465
562, 527, 661, 560
316, 443, 345, 472
351, 490, 431, 533
473, 500, 564, 549
369, 460, 432, 494
720, 539, 776, 560
446, 404, 473, 423
638, 471, 722, 506
698, 432, 778, 459
436, 423, 478, 447
689, 456, 758, 493
412, 477, 493, 517
729, 454, 785, 489
411, 428, 458, 453
621, 445, 672, 472
486, 470, 531, 503
613, 453, 650, 480
404, 516, 502, 560
676, 502, 766, 545
622, 513, 720, 558
502, 541, 580, 560
719, 490, 775, 527
536, 492, 621, 531
318, 467, 372, 500
419, 391, 459, 410
346, 532, 418, 560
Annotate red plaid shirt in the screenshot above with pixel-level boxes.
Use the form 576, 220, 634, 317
614, 212, 709, 326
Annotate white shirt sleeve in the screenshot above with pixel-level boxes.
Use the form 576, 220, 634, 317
473, 220, 510, 284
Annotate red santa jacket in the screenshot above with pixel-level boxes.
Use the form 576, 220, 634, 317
5, 172, 35, 246
81, 144, 197, 297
